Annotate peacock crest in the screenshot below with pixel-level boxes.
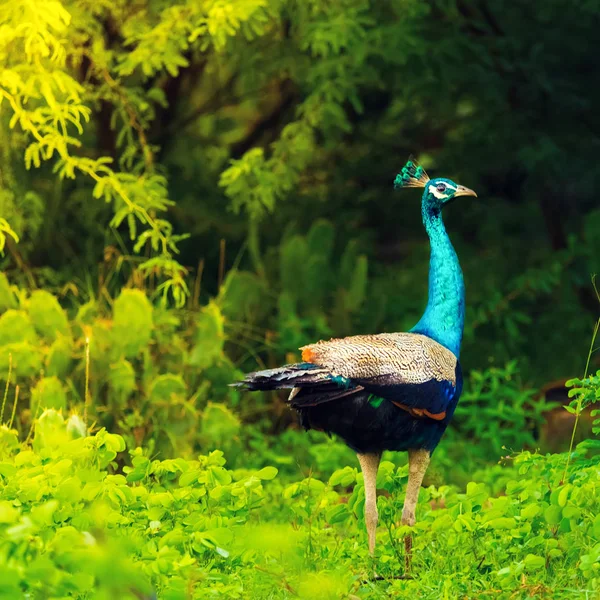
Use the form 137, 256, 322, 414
394, 157, 430, 189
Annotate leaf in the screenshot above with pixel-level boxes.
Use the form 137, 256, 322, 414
520, 504, 540, 520
111, 290, 153, 357
326, 504, 350, 525
0, 273, 16, 310
45, 336, 73, 378
256, 466, 278, 480
188, 302, 225, 369
179, 470, 201, 487
557, 485, 571, 508
523, 554, 546, 570
345, 254, 368, 312
27, 290, 70, 341
0, 310, 37, 346
30, 377, 67, 411
108, 360, 136, 407
486, 517, 516, 530
0, 501, 19, 524
593, 514, 600, 539
544, 505, 562, 525
576, 439, 600, 450
208, 466, 232, 486
148, 374, 186, 404
329, 467, 356, 487
200, 403, 241, 448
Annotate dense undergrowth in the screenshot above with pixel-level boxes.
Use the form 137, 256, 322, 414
2, 410, 600, 599
0, 276, 599, 598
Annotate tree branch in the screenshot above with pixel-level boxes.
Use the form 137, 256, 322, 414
230, 80, 297, 159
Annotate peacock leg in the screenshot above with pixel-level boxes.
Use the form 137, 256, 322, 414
401, 448, 431, 573
357, 452, 381, 555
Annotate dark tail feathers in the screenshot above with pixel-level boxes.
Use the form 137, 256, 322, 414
231, 363, 362, 407
230, 363, 331, 392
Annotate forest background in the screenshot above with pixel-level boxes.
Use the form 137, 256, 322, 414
0, 1, 599, 598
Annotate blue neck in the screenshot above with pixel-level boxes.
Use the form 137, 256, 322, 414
410, 198, 465, 358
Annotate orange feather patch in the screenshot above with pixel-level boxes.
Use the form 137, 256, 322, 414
302, 347, 316, 363
391, 401, 446, 421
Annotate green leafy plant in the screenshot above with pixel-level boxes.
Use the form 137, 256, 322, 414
450, 361, 551, 459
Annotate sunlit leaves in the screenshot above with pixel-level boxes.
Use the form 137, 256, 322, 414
118, 0, 276, 80
0, 0, 189, 306
0, 218, 19, 255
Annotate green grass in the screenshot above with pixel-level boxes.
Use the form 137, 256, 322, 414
1, 411, 599, 599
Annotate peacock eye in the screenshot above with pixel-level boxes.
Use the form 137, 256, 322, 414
436, 183, 447, 192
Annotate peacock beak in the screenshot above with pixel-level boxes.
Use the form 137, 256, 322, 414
454, 185, 477, 198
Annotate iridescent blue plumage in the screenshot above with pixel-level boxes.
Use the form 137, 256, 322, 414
235, 163, 476, 450
410, 178, 466, 358
233, 158, 477, 562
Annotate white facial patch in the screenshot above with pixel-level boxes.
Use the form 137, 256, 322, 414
429, 183, 457, 200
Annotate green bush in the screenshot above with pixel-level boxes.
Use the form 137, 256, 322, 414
0, 410, 599, 598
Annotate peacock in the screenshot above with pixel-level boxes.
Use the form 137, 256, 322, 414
233, 158, 476, 569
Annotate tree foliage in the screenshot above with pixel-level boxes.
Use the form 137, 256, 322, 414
0, 0, 598, 377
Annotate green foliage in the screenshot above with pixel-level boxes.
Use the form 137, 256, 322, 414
27, 290, 70, 341
0, 415, 278, 598
0, 278, 228, 458
108, 359, 136, 408
0, 277, 594, 597
45, 336, 73, 378
0, 309, 37, 345
0, 217, 18, 255
276, 220, 369, 348
199, 402, 241, 452
0, 0, 596, 382
0, 0, 190, 305
112, 289, 153, 358
1, 408, 600, 598
568, 370, 600, 434
30, 376, 67, 412
452, 361, 551, 458
0, 273, 16, 311
188, 302, 225, 369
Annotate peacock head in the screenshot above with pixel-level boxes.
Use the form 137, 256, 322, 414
394, 158, 476, 212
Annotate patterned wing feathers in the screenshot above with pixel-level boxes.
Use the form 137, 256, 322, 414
300, 333, 457, 386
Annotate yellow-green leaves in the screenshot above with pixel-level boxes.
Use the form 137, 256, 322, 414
189, 302, 225, 369
199, 402, 240, 448
27, 290, 70, 341
0, 0, 189, 307
297, 572, 351, 600
328, 466, 357, 487
45, 336, 72, 378
31, 377, 67, 412
0, 273, 16, 311
148, 374, 186, 405
108, 360, 136, 407
0, 500, 19, 524
256, 466, 278, 480
0, 310, 36, 345
0, 342, 42, 379
112, 289, 153, 358
0, 218, 18, 255
33, 408, 67, 452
